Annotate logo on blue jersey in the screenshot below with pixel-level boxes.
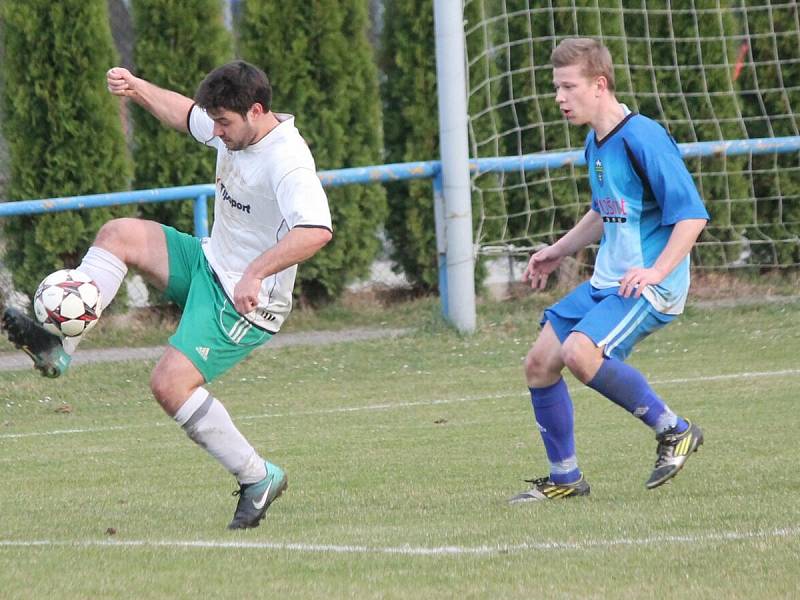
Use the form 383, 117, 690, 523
597, 197, 628, 223
594, 159, 604, 186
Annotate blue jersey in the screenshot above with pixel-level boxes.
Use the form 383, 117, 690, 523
585, 113, 709, 314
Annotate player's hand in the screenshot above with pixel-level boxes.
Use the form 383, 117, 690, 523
106, 67, 138, 97
618, 266, 665, 298
522, 246, 563, 290
233, 273, 263, 314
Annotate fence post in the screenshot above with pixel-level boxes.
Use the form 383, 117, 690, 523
193, 194, 209, 237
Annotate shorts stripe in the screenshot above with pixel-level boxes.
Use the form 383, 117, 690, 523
229, 318, 251, 343
597, 298, 648, 346
604, 302, 650, 356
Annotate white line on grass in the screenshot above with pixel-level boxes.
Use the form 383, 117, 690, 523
2, 368, 798, 440
1, 526, 798, 556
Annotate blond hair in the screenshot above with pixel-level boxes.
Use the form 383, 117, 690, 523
551, 38, 615, 91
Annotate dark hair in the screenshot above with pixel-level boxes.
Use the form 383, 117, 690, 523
194, 60, 272, 117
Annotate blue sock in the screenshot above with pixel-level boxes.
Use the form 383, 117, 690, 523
530, 378, 581, 484
587, 357, 687, 434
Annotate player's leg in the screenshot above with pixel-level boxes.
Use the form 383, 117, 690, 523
83, 217, 169, 300
566, 292, 703, 488
1, 218, 165, 377
161, 228, 285, 529
509, 283, 596, 504
151, 347, 286, 529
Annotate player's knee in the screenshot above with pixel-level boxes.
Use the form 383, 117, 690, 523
149, 367, 170, 405
94, 218, 137, 256
524, 350, 555, 385
561, 335, 595, 381
149, 369, 189, 417
94, 218, 131, 243
149, 361, 184, 406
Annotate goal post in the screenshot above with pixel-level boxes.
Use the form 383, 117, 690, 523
434, 0, 477, 333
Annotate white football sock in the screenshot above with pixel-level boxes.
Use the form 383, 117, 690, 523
61, 247, 129, 355
174, 387, 267, 484
78, 246, 128, 311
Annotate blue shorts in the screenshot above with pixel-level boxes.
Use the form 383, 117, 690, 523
541, 281, 675, 361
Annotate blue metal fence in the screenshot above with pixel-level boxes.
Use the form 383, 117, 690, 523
1, 136, 799, 315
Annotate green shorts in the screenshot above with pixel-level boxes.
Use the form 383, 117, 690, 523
162, 225, 273, 382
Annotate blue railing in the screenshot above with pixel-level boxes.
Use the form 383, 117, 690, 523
2, 136, 797, 232
1, 136, 799, 315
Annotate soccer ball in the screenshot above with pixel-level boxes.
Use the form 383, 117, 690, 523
33, 269, 103, 338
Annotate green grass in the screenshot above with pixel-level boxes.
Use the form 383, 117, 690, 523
1, 299, 799, 599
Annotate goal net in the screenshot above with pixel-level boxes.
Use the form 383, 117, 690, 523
463, 1, 800, 277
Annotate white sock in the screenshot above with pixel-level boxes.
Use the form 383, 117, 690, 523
61, 247, 129, 355
174, 387, 267, 484
78, 246, 128, 311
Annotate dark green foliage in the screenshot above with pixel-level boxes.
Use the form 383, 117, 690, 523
381, 0, 496, 292
468, 0, 592, 252
736, 2, 800, 267
463, 1, 800, 273
238, 0, 386, 303
131, 0, 232, 232
381, 0, 439, 290
621, 2, 752, 268
0, 0, 133, 294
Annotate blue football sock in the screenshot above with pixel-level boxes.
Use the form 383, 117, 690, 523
530, 378, 581, 484
587, 357, 687, 434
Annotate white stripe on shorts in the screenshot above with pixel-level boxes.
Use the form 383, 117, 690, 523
228, 317, 252, 343
598, 298, 648, 352
600, 299, 652, 356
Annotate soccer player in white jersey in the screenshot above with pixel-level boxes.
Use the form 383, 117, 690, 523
1, 61, 333, 528
508, 39, 709, 503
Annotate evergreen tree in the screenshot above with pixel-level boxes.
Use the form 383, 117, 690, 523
0, 0, 133, 294
739, 2, 800, 267
619, 2, 751, 268
382, 0, 497, 292
238, 0, 387, 303
381, 0, 439, 290
487, 1, 593, 252
486, 2, 753, 269
131, 0, 232, 232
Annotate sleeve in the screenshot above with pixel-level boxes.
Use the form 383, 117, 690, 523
275, 167, 333, 232
585, 133, 601, 214
624, 119, 710, 225
187, 104, 221, 149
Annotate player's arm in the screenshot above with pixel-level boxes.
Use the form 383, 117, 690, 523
618, 218, 706, 298
523, 209, 603, 289
618, 121, 710, 298
233, 227, 333, 314
107, 67, 192, 133
551, 209, 604, 256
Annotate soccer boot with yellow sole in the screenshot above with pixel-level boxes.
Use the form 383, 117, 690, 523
1, 307, 71, 378
646, 421, 704, 489
508, 474, 590, 503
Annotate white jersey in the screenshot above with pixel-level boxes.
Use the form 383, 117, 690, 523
188, 106, 332, 332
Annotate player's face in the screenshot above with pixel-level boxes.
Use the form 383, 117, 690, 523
208, 107, 259, 151
553, 64, 601, 126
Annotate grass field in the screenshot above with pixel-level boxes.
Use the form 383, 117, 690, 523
1, 297, 799, 599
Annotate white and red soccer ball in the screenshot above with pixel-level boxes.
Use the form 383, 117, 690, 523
33, 269, 102, 338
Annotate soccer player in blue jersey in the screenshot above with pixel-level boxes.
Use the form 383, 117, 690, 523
509, 38, 709, 503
